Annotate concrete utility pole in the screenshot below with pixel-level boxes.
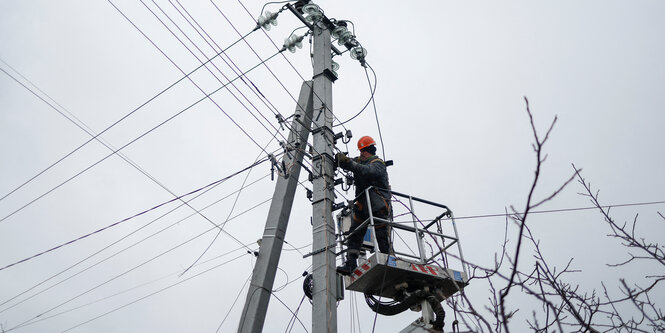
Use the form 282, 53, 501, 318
309, 21, 338, 333
238, 2, 345, 332
237, 81, 314, 333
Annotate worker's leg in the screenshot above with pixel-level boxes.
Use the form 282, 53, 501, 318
337, 205, 367, 275
346, 218, 367, 256
375, 225, 390, 254
374, 208, 391, 254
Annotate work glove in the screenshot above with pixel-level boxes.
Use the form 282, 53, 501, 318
336, 152, 352, 169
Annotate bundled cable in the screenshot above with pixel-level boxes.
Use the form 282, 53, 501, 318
364, 292, 445, 331
364, 292, 415, 316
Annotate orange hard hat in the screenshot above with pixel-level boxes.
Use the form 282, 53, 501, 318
357, 136, 376, 150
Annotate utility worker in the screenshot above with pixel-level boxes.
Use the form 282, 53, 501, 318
335, 136, 392, 276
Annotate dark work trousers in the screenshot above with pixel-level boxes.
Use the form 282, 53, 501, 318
346, 202, 391, 258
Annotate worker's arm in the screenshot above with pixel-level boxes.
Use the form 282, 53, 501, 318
347, 158, 386, 179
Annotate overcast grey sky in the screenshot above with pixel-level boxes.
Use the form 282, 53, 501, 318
1, 1, 664, 332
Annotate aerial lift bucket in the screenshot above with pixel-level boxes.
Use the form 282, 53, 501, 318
336, 188, 469, 331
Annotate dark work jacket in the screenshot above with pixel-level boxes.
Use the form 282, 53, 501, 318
347, 155, 392, 214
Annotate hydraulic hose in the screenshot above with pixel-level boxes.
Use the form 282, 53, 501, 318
427, 296, 446, 331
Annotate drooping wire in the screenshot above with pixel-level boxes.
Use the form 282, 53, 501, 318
142, 0, 339, 275
0, 172, 269, 313
285, 295, 307, 333
55, 251, 253, 333
123, 0, 317, 277
179, 134, 278, 277
0, 48, 284, 225
210, 1, 355, 207
141, 0, 288, 147
0, 156, 273, 272
259, 0, 294, 17
270, 290, 310, 333
234, 0, 351, 132
172, 0, 289, 122
0, 57, 257, 278
9, 245, 249, 329
389, 199, 665, 224
0, 19, 255, 204
6, 198, 271, 331
333, 57, 377, 128
216, 272, 253, 332
176, 0, 343, 204
365, 62, 386, 161
170, 0, 289, 129
113, 0, 274, 154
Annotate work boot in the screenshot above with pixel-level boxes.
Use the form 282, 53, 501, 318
336, 258, 357, 276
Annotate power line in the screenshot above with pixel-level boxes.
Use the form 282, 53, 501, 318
0, 47, 284, 224
7, 245, 250, 329
212, 0, 338, 144
179, 136, 278, 276
0, 174, 270, 313
389, 199, 665, 224
6, 198, 271, 331
365, 63, 386, 161
333, 58, 377, 127
171, 0, 327, 177
270, 290, 310, 333
168, 0, 289, 127
216, 272, 252, 332
285, 295, 307, 333
0, 157, 272, 272
0, 22, 254, 204
126, 0, 324, 211
0, 57, 259, 272
450, 200, 665, 221
208, 1, 355, 206
56, 251, 252, 333
113, 0, 273, 154
1, 46, 273, 294
127, 0, 296, 276
234, 0, 349, 132
143, 0, 287, 145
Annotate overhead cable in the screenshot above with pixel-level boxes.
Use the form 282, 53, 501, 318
170, 0, 289, 126
8, 245, 249, 329
0, 58, 248, 272
143, 0, 289, 145
113, 0, 273, 154
0, 174, 270, 313
0, 48, 284, 224
0, 15, 254, 204
388, 199, 665, 225
6, 198, 270, 331
334, 58, 377, 127
235, 0, 349, 130
366, 63, 386, 161
57, 251, 252, 333
216, 273, 253, 332
179, 135, 279, 277
0, 157, 272, 272
449, 200, 665, 221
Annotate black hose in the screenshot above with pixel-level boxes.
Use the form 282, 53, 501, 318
365, 293, 446, 331
365, 293, 418, 315
427, 296, 446, 331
